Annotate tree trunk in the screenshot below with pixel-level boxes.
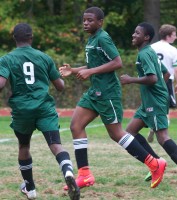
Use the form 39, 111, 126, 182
144, 0, 160, 43
47, 0, 54, 15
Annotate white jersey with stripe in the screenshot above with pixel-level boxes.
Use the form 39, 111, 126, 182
151, 40, 177, 80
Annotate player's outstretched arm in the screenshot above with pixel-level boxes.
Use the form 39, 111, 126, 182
120, 74, 157, 85
59, 64, 87, 77
52, 78, 64, 91
59, 64, 72, 77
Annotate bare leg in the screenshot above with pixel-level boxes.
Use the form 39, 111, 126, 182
126, 118, 159, 158
70, 106, 98, 139
147, 129, 155, 143
67, 106, 98, 188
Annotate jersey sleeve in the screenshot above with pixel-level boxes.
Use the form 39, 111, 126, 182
98, 35, 119, 60
139, 52, 156, 75
48, 57, 60, 81
0, 57, 10, 79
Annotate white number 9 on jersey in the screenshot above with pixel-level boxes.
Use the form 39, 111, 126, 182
23, 62, 35, 84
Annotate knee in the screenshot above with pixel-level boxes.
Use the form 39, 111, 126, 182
109, 133, 116, 142
108, 130, 125, 143
18, 144, 31, 159
70, 120, 87, 139
157, 136, 167, 146
70, 122, 81, 134
156, 129, 170, 145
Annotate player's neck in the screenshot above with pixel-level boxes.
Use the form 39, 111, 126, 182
160, 39, 169, 43
16, 42, 31, 47
138, 42, 149, 51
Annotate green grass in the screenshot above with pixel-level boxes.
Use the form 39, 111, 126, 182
1, 116, 177, 200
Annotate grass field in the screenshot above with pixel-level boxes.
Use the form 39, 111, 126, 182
1, 116, 177, 200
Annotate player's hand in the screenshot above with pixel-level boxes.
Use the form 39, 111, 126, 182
59, 64, 72, 77
120, 74, 132, 85
76, 69, 91, 80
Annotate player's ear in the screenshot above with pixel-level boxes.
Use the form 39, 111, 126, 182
13, 35, 16, 41
144, 35, 150, 41
98, 19, 103, 27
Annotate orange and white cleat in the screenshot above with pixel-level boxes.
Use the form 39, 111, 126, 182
64, 166, 95, 190
151, 158, 167, 188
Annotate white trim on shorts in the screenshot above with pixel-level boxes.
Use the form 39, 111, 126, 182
109, 100, 118, 124
154, 115, 158, 131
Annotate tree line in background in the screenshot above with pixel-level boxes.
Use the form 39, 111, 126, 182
0, 0, 177, 108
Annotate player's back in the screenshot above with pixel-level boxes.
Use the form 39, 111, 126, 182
151, 41, 177, 77
0, 46, 59, 112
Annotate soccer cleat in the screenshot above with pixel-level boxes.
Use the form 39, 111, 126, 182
20, 182, 36, 199
65, 171, 80, 200
147, 129, 154, 143
150, 158, 167, 188
64, 166, 95, 190
144, 171, 152, 181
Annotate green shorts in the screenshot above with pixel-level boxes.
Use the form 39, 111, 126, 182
77, 94, 123, 124
10, 105, 59, 134
134, 107, 168, 131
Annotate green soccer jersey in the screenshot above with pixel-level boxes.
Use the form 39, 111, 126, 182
85, 28, 121, 100
136, 45, 169, 115
0, 46, 60, 111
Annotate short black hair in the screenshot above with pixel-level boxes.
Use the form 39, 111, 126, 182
13, 23, 33, 42
138, 22, 155, 42
84, 7, 104, 20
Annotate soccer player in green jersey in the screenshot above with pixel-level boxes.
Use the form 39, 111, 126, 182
59, 7, 166, 190
120, 22, 177, 181
0, 23, 80, 200
147, 24, 177, 143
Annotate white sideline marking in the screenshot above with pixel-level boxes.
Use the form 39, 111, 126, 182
0, 123, 103, 143
0, 138, 11, 143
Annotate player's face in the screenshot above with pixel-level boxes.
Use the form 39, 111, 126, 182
83, 13, 103, 34
132, 26, 146, 48
168, 31, 177, 44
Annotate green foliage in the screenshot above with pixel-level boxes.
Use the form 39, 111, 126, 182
0, 0, 177, 108
119, 49, 141, 108
104, 12, 126, 27
160, 0, 177, 25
